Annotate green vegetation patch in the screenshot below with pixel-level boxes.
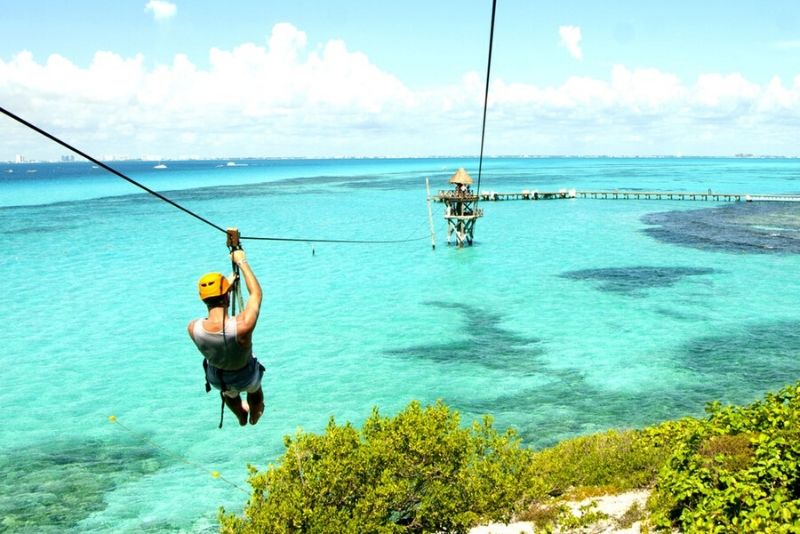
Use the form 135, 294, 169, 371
221, 381, 800, 533
220, 400, 534, 533
650, 382, 800, 532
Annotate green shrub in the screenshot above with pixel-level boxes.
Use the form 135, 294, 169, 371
616, 501, 646, 529
650, 382, 800, 532
218, 382, 800, 533
220, 400, 533, 533
527, 421, 697, 498
515, 420, 698, 532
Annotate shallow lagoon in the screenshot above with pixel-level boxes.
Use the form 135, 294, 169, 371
3, 157, 800, 532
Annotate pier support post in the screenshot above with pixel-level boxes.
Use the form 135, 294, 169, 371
426, 177, 436, 250
438, 168, 484, 248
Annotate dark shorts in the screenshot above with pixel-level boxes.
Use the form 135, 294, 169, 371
206, 357, 265, 398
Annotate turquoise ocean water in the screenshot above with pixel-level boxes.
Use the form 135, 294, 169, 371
3, 156, 800, 532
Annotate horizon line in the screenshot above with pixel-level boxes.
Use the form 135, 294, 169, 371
7, 153, 800, 164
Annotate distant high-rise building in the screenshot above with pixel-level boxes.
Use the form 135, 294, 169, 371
15, 154, 24, 164
61, 155, 75, 162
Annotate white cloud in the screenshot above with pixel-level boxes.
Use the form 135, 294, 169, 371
759, 76, 800, 114
559, 25, 583, 61
145, 1, 177, 21
483, 65, 800, 154
611, 65, 686, 112
773, 40, 800, 50
2, 23, 800, 158
0, 24, 418, 157
690, 72, 760, 119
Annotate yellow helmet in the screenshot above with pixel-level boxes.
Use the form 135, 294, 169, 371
198, 272, 232, 301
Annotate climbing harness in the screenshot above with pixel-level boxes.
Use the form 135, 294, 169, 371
202, 358, 227, 428
199, 228, 247, 428
199, 227, 270, 428
226, 228, 245, 315
213, 229, 243, 428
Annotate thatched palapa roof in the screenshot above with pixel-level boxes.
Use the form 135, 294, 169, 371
448, 168, 474, 185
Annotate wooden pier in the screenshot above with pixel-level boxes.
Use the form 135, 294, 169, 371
432, 189, 800, 203
428, 173, 800, 248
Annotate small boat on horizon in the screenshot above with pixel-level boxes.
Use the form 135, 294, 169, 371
154, 163, 167, 169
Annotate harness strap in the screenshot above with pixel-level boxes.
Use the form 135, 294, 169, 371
202, 359, 211, 393
217, 393, 225, 429
227, 228, 244, 316
203, 359, 227, 429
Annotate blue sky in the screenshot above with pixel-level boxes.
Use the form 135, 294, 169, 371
2, 0, 800, 159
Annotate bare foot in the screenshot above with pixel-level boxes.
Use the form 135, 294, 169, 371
236, 401, 250, 426
235, 407, 248, 426
224, 396, 249, 426
249, 403, 264, 425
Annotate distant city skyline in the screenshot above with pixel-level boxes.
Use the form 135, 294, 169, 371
2, 0, 800, 160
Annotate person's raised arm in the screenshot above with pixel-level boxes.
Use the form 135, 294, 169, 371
232, 249, 262, 344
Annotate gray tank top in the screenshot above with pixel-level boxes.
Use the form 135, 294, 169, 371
192, 317, 252, 371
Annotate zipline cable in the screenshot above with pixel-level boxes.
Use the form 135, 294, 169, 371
474, 0, 497, 204
0, 104, 227, 233
244, 217, 431, 244
241, 234, 427, 244
0, 104, 429, 245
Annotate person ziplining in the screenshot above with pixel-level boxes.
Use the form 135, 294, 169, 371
188, 230, 265, 427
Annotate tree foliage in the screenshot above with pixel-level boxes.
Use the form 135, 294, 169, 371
220, 400, 533, 533
650, 382, 800, 532
527, 424, 690, 498
219, 382, 800, 533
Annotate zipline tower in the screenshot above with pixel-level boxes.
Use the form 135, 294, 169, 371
440, 168, 483, 247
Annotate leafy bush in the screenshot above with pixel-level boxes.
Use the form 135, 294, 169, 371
650, 382, 800, 532
517, 422, 696, 532
527, 421, 696, 499
220, 400, 533, 533
218, 382, 800, 533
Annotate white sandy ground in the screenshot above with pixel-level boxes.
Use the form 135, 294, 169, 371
469, 489, 651, 534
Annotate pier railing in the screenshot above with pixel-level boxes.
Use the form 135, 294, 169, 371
433, 190, 800, 203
